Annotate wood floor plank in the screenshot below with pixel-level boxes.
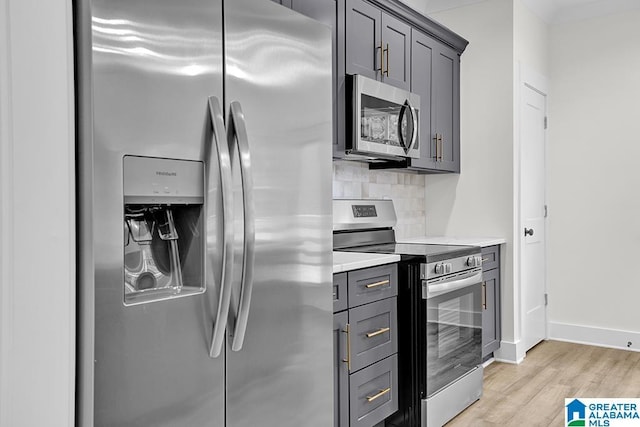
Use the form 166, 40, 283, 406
445, 341, 640, 426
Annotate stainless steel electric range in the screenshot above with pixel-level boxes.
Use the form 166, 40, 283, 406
334, 199, 483, 427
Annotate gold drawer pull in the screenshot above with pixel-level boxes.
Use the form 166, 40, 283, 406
366, 327, 391, 338
342, 324, 351, 371
365, 279, 389, 289
482, 257, 490, 262
367, 387, 391, 402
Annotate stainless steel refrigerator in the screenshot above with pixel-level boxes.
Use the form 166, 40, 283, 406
75, 0, 333, 425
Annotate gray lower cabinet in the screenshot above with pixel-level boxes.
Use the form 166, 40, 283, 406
349, 354, 399, 427
335, 312, 350, 427
481, 245, 501, 358
333, 263, 399, 427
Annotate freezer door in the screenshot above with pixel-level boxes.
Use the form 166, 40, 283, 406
223, 1, 334, 426
76, 0, 226, 425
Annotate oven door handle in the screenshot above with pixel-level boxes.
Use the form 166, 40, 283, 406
424, 271, 483, 299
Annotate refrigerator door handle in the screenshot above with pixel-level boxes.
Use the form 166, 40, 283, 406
207, 96, 235, 358
228, 101, 255, 352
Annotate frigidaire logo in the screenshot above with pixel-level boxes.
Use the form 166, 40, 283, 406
156, 171, 177, 177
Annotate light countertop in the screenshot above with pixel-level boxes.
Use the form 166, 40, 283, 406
397, 236, 506, 247
333, 251, 401, 274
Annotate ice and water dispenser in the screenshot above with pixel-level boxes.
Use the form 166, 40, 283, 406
123, 156, 205, 305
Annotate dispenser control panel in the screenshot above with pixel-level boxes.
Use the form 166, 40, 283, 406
123, 156, 204, 205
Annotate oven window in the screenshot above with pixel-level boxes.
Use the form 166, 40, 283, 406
426, 283, 482, 397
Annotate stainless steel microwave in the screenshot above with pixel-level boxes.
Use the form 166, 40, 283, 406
349, 74, 420, 160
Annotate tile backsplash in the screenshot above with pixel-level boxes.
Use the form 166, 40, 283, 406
332, 160, 426, 238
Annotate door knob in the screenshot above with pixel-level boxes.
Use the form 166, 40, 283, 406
524, 228, 534, 236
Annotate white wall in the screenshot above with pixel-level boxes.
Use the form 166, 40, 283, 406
514, 0, 548, 78
0, 0, 76, 426
547, 9, 640, 348
427, 0, 517, 347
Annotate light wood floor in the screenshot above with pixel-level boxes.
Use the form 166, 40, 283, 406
445, 340, 640, 426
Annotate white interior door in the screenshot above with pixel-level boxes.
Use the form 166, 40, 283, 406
521, 81, 547, 352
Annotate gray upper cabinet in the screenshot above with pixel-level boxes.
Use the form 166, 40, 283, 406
286, 0, 467, 168
381, 13, 411, 90
346, 0, 382, 81
432, 43, 460, 172
346, 0, 411, 90
407, 29, 435, 170
402, 29, 461, 173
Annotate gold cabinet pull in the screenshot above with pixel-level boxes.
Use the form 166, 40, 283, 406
367, 387, 391, 402
482, 282, 487, 310
365, 279, 389, 289
384, 43, 389, 76
377, 42, 384, 73
366, 327, 391, 338
342, 324, 351, 371
437, 134, 443, 161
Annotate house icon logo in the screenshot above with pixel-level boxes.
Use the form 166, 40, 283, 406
566, 399, 586, 426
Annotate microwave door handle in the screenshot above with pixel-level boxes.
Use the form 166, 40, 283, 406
227, 101, 256, 353
407, 101, 418, 151
207, 96, 235, 358
397, 101, 409, 153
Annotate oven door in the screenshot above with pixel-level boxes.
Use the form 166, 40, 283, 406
424, 272, 482, 398
352, 74, 420, 159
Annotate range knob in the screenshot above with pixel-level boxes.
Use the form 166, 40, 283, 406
466, 257, 476, 267
435, 263, 444, 274
445, 263, 452, 274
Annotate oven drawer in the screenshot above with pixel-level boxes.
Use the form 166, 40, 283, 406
349, 354, 399, 427
348, 263, 398, 307
349, 297, 398, 372
481, 245, 499, 271
333, 272, 348, 313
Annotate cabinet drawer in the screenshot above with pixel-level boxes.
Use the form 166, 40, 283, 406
348, 264, 398, 307
333, 272, 348, 313
481, 245, 499, 272
349, 297, 398, 372
349, 354, 399, 427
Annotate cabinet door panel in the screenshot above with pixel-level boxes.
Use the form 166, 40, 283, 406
433, 44, 460, 172
334, 312, 350, 427
346, 0, 381, 80
381, 13, 411, 90
482, 268, 501, 357
409, 29, 436, 170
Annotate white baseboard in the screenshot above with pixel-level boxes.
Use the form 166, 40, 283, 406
549, 322, 640, 352
493, 340, 526, 364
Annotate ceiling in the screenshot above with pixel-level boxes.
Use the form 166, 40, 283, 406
419, 0, 640, 24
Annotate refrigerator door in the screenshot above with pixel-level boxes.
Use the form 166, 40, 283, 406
76, 0, 226, 425
224, 1, 333, 426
